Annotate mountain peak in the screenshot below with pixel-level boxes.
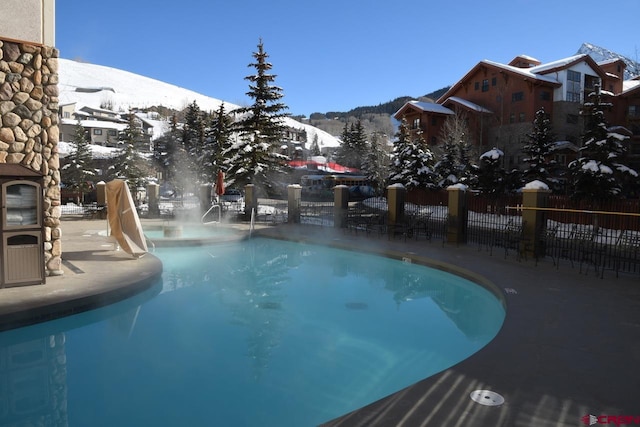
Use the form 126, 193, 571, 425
577, 42, 639, 79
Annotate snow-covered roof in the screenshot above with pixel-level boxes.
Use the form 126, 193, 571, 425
57, 140, 119, 159
395, 100, 454, 117
622, 79, 640, 94
552, 141, 579, 152
528, 54, 588, 74
597, 57, 626, 66
443, 96, 493, 113
480, 59, 560, 84
61, 118, 127, 130
516, 54, 540, 62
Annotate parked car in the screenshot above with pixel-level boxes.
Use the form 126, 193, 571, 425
220, 188, 243, 203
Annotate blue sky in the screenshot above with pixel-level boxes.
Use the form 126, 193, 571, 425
56, 0, 639, 117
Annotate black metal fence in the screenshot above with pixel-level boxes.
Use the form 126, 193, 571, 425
540, 197, 640, 277
60, 187, 640, 278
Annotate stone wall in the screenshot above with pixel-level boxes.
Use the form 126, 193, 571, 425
0, 38, 62, 276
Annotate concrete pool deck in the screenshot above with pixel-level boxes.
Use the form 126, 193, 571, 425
1, 219, 639, 426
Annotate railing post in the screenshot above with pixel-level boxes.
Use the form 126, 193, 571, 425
333, 185, 349, 228
244, 184, 258, 219
288, 184, 301, 224
447, 185, 468, 245
387, 184, 406, 228
522, 186, 550, 258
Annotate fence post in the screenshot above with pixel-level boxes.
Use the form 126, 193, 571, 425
447, 185, 468, 244
147, 182, 160, 218
334, 185, 349, 228
288, 184, 301, 224
244, 184, 258, 219
522, 187, 550, 258
387, 184, 406, 228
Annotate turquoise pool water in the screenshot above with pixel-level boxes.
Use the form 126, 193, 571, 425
0, 238, 504, 427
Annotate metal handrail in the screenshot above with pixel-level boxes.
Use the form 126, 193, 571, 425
201, 204, 221, 224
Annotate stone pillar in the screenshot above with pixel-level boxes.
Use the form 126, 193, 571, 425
0, 39, 60, 277
147, 182, 160, 218
386, 184, 406, 227
522, 187, 550, 258
447, 185, 468, 245
333, 185, 349, 228
96, 181, 107, 219
96, 181, 106, 205
244, 184, 258, 219
287, 184, 301, 224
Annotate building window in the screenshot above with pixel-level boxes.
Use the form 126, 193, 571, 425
431, 137, 437, 144
474, 82, 479, 90
412, 118, 420, 129
519, 112, 525, 122
629, 105, 640, 117
108, 130, 117, 136
431, 117, 437, 126
93, 129, 102, 135
482, 79, 489, 92
512, 91, 523, 102
554, 154, 567, 165
63, 112, 70, 118
540, 91, 551, 101
492, 77, 497, 86
567, 70, 581, 102
509, 113, 515, 124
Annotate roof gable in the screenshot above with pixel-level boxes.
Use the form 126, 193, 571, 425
393, 100, 454, 119
437, 60, 560, 103
529, 54, 607, 81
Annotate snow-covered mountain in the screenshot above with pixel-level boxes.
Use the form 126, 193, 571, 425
577, 42, 640, 80
57, 58, 341, 150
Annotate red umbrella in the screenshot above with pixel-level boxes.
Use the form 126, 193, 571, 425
215, 171, 225, 197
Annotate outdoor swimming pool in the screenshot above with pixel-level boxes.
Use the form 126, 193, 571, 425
0, 238, 505, 426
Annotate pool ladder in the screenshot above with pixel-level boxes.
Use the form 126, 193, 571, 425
202, 204, 221, 224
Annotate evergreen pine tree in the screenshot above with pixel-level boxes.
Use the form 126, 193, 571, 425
154, 115, 194, 198
309, 134, 321, 156
568, 84, 638, 200
362, 131, 389, 194
457, 136, 477, 187
476, 148, 506, 196
435, 112, 477, 188
61, 119, 95, 204
206, 102, 233, 179
223, 39, 290, 192
434, 133, 460, 188
182, 101, 206, 180
522, 108, 557, 187
388, 119, 437, 189
110, 112, 149, 199
335, 120, 368, 169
